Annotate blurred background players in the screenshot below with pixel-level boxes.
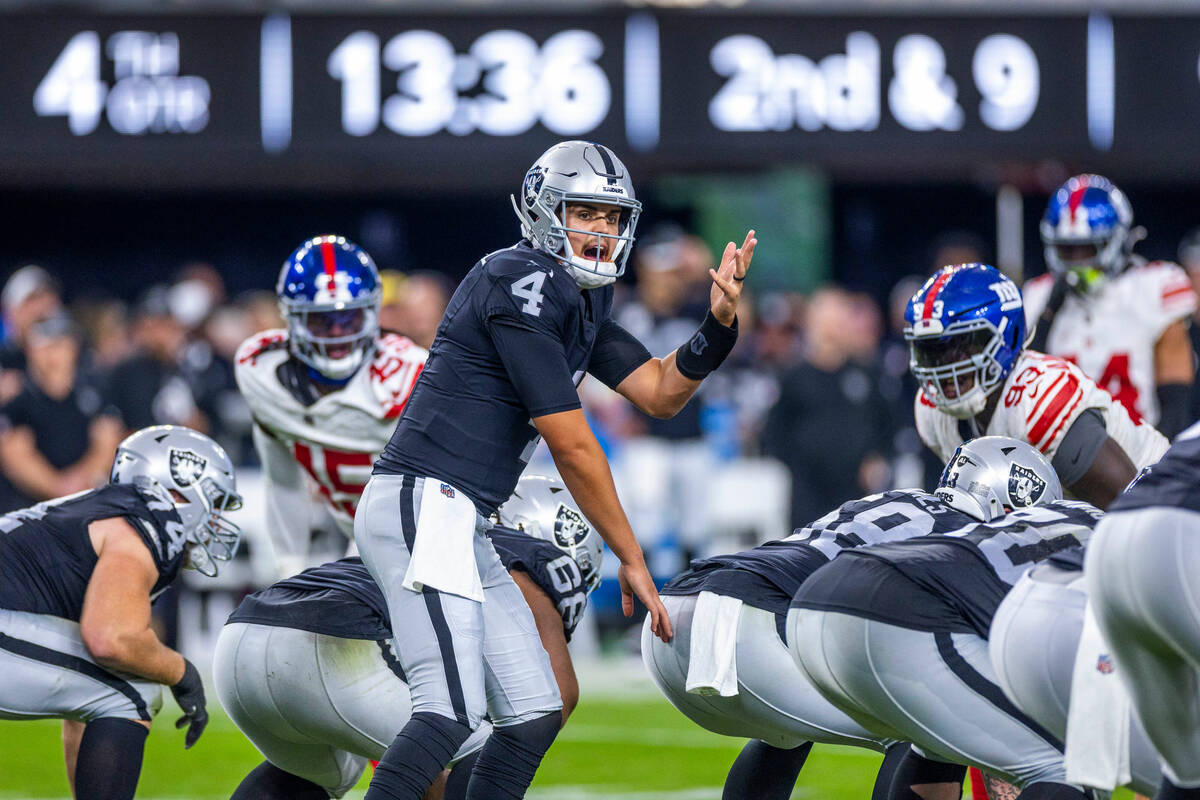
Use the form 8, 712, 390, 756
1025, 174, 1195, 439
235, 236, 426, 578
0, 425, 241, 800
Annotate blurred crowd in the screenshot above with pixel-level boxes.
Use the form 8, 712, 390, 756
3, 221, 1200, 550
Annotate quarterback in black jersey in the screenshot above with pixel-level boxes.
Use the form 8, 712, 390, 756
1086, 420, 1200, 800
0, 425, 241, 800
789, 437, 1102, 800
215, 476, 600, 800
357, 140, 755, 800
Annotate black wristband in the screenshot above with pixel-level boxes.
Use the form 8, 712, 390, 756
674, 312, 738, 380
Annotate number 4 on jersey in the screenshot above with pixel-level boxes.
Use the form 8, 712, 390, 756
512, 272, 547, 316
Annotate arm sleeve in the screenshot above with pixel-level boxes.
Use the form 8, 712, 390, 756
486, 314, 582, 417
587, 318, 652, 390
1050, 407, 1107, 487
252, 423, 313, 579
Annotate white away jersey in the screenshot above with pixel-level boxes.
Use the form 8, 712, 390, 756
1022, 260, 1196, 425
915, 349, 1169, 472
235, 330, 427, 539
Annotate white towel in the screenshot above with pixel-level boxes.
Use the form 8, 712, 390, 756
402, 479, 485, 602
685, 591, 742, 697
1064, 600, 1131, 789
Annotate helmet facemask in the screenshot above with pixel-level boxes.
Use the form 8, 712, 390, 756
282, 297, 379, 381
907, 318, 1009, 419
177, 477, 243, 577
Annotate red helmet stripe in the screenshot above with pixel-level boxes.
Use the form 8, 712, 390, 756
319, 240, 338, 281
921, 269, 953, 321
1067, 178, 1089, 218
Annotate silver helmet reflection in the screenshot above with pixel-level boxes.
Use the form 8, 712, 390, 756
110, 425, 243, 576
936, 436, 1062, 522
511, 140, 642, 289
497, 475, 603, 593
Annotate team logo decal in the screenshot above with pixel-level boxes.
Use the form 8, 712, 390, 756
554, 503, 590, 547
169, 448, 207, 487
690, 331, 709, 356
440, 483, 456, 499
1007, 463, 1046, 507
1096, 654, 1115, 675
523, 169, 545, 208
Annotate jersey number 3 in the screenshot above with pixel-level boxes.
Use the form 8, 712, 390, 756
512, 272, 546, 317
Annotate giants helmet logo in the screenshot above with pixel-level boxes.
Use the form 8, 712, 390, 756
314, 271, 354, 304
553, 504, 590, 547
1007, 463, 1047, 508
169, 448, 207, 488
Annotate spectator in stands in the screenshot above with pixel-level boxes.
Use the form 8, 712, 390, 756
762, 287, 893, 529
105, 285, 208, 434
390, 270, 453, 349
0, 313, 122, 512
0, 265, 62, 403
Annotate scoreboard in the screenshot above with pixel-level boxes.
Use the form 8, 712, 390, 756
1, 12, 1199, 189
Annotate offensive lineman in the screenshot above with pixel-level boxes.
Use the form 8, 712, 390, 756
356, 140, 755, 799
215, 476, 601, 800
235, 235, 426, 578
908, 262, 1169, 509
0, 425, 242, 800
1025, 174, 1195, 439
1086, 421, 1200, 800
988, 545, 1162, 795
789, 438, 1103, 798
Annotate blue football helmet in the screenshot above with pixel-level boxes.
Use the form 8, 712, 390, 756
1039, 174, 1135, 292
276, 235, 381, 381
904, 263, 1027, 419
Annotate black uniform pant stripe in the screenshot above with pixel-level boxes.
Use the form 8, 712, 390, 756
933, 632, 1063, 751
0, 631, 151, 721
397, 472, 469, 727
376, 640, 408, 684
422, 588, 469, 726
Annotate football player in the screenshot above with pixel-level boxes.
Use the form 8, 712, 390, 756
908, 262, 1169, 510
1025, 175, 1195, 439
235, 235, 426, 578
789, 437, 1103, 798
355, 140, 754, 799
0, 425, 241, 800
989, 545, 1161, 795
1085, 421, 1200, 800
216, 475, 599, 800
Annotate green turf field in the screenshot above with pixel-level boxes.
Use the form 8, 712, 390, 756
0, 674, 1136, 799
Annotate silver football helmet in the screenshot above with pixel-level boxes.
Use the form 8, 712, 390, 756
935, 436, 1062, 522
110, 425, 243, 576
511, 140, 642, 289
497, 475, 603, 593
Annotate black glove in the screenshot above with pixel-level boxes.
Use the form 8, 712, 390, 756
170, 659, 208, 748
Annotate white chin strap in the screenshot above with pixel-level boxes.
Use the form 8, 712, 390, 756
568, 258, 620, 288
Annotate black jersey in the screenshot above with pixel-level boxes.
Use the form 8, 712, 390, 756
0, 481, 187, 621
661, 541, 831, 617
1111, 421, 1200, 514
228, 557, 391, 640
226, 527, 589, 641
792, 500, 1102, 638
375, 242, 650, 514
487, 526, 589, 640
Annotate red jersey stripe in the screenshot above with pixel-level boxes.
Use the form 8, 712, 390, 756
1162, 285, 1195, 302
1026, 372, 1068, 424
1041, 391, 1085, 453
1029, 374, 1081, 446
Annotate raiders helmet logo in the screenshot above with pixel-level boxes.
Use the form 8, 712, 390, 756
1007, 463, 1047, 508
169, 448, 208, 488
554, 504, 590, 548
523, 169, 545, 208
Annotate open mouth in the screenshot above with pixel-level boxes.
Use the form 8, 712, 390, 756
326, 343, 354, 359
582, 243, 609, 262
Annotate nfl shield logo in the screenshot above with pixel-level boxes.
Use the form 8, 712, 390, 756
169, 448, 207, 487
1096, 654, 1115, 674
554, 504, 589, 547
440, 483, 455, 499
1007, 463, 1047, 508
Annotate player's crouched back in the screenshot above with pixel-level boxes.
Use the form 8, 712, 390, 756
0, 425, 242, 800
